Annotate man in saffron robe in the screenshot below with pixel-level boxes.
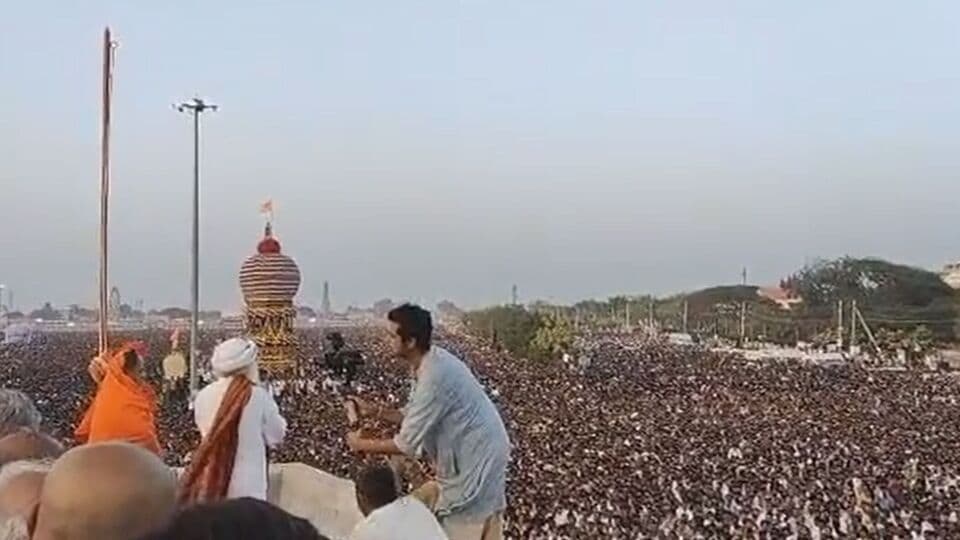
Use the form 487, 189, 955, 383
74, 341, 161, 455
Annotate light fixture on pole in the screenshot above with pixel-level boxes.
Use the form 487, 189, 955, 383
174, 97, 217, 399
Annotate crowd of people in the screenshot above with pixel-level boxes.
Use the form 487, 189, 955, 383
2, 318, 960, 538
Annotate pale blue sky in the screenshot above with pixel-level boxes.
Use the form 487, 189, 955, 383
1, 1, 958, 312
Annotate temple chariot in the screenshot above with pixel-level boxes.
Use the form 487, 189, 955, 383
239, 221, 302, 375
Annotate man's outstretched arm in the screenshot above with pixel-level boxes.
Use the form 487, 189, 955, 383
349, 397, 404, 425
346, 430, 403, 455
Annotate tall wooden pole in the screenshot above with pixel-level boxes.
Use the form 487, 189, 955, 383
98, 28, 115, 356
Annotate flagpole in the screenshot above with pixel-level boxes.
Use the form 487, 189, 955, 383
98, 28, 115, 356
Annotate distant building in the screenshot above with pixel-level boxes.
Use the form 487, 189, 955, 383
145, 313, 171, 325
757, 286, 803, 310
941, 262, 960, 289
321, 281, 332, 315
3, 323, 35, 345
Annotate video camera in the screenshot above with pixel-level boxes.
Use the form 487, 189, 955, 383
322, 332, 364, 385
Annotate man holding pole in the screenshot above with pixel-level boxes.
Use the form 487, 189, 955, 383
346, 304, 510, 540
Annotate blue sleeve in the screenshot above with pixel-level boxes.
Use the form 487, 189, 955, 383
394, 370, 448, 457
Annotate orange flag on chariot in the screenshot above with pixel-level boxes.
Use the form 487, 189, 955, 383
259, 199, 273, 217
74, 343, 161, 455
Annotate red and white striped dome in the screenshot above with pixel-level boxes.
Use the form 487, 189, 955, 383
239, 224, 301, 304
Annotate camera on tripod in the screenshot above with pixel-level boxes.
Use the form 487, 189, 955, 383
322, 332, 365, 386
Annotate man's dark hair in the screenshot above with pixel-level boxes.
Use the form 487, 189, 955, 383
139, 498, 325, 540
387, 304, 432, 353
122, 349, 140, 372
356, 464, 400, 512
325, 332, 345, 349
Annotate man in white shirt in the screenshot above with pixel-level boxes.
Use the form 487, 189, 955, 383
349, 464, 447, 540
182, 337, 287, 502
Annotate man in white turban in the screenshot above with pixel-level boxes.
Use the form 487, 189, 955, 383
180, 338, 287, 503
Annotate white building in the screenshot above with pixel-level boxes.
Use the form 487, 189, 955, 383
3, 323, 35, 345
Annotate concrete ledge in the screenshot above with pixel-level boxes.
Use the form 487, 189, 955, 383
268, 463, 364, 540
174, 463, 363, 540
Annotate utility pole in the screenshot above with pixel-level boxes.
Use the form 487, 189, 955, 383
625, 302, 630, 328
739, 267, 747, 346
175, 97, 218, 400
648, 298, 654, 328
836, 299, 844, 350
850, 299, 858, 353
854, 304, 882, 363
511, 284, 518, 306
682, 300, 689, 334
739, 302, 746, 346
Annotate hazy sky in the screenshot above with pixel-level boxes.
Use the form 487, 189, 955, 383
1, 1, 959, 313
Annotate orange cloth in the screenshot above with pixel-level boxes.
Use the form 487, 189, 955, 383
74, 345, 161, 455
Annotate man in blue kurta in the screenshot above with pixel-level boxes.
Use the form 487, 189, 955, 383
347, 304, 510, 540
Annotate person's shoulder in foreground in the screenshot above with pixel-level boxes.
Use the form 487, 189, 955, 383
351, 464, 448, 540
141, 497, 327, 540
351, 496, 448, 540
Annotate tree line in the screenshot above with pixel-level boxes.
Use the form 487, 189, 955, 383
459, 257, 960, 357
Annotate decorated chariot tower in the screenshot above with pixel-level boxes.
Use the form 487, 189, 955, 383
238, 220, 301, 375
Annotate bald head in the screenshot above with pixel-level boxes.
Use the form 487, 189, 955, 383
0, 430, 63, 468
32, 443, 176, 540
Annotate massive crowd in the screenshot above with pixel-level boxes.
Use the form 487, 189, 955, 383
2, 325, 960, 538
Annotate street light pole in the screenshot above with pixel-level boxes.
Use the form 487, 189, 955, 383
175, 98, 217, 400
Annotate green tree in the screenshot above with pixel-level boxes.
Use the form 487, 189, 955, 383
464, 305, 540, 357
372, 299, 396, 317
158, 307, 191, 319
794, 257, 956, 340
28, 303, 61, 321
794, 257, 953, 307
436, 300, 464, 320
529, 312, 574, 361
